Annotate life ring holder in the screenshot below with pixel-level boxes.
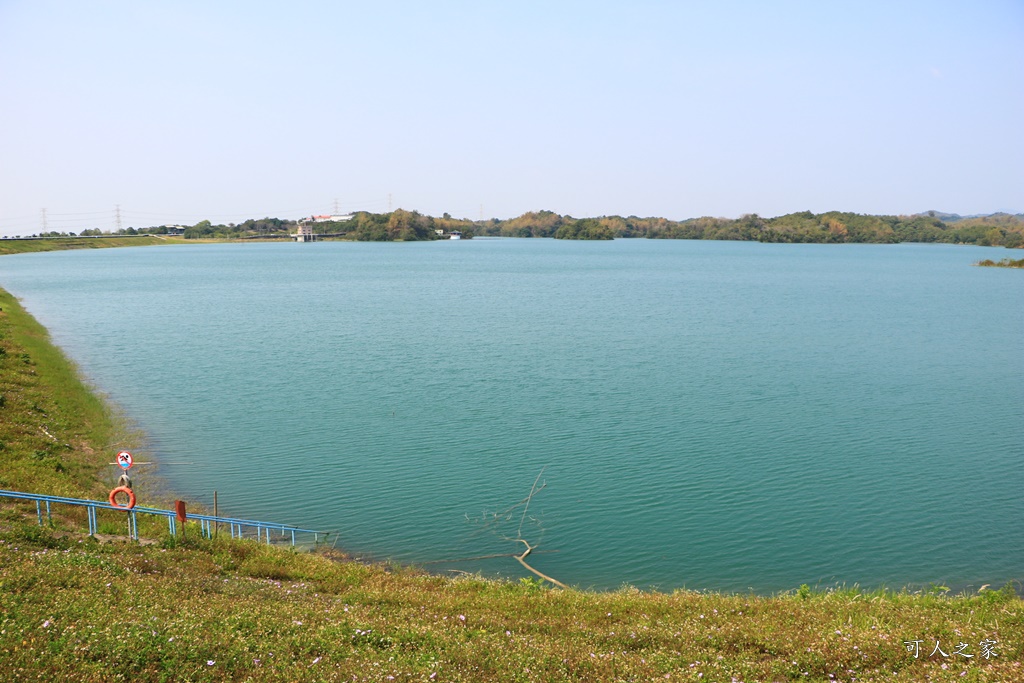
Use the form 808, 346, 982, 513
109, 486, 137, 510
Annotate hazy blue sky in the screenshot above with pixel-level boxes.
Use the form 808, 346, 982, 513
1, 0, 1021, 235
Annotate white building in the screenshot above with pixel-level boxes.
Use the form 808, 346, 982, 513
303, 214, 353, 224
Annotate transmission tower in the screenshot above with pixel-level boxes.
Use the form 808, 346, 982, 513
387, 193, 393, 212
41, 208, 47, 233
115, 205, 122, 232
333, 198, 340, 215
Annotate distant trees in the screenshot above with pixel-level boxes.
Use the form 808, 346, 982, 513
386, 209, 435, 241
554, 218, 614, 240
70, 208, 1019, 247
478, 210, 564, 238
434, 214, 476, 238
238, 217, 291, 234
180, 217, 304, 240
473, 210, 1024, 246
350, 212, 388, 241
183, 220, 213, 239
347, 210, 447, 241
976, 257, 1024, 268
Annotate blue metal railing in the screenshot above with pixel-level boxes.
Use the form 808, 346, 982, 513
0, 489, 330, 546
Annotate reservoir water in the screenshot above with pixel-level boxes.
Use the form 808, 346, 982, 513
1, 238, 1021, 593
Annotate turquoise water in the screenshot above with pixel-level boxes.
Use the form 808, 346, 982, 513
2, 239, 1021, 593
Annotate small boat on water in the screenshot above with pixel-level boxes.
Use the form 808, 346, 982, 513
449, 231, 462, 240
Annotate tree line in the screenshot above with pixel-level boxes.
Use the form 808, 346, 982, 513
170, 211, 477, 242
16, 210, 1023, 247
475, 210, 1024, 247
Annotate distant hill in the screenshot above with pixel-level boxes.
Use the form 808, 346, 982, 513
914, 210, 965, 221
913, 211, 1024, 223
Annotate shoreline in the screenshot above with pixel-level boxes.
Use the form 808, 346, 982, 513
0, 285, 122, 499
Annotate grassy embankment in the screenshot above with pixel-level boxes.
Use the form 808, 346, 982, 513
0, 235, 184, 256
1, 257, 1022, 681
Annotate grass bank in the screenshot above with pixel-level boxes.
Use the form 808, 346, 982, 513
2, 525, 1020, 683
1, 275, 1022, 681
0, 235, 184, 256
0, 288, 121, 498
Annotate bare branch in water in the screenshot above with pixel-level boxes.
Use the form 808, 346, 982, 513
419, 549, 558, 565
463, 466, 567, 589
514, 538, 569, 590
517, 467, 546, 539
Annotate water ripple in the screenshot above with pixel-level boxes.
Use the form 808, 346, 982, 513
1, 240, 1021, 592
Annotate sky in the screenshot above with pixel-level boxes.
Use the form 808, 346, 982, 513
1, 0, 1022, 235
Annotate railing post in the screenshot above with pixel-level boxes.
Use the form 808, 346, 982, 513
174, 500, 186, 536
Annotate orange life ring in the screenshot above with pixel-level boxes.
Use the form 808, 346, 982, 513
109, 486, 137, 510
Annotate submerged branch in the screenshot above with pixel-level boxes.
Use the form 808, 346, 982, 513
462, 466, 567, 588
514, 538, 568, 590
419, 549, 559, 566
518, 467, 546, 538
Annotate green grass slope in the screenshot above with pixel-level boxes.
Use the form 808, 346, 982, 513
0, 288, 119, 497
0, 236, 178, 256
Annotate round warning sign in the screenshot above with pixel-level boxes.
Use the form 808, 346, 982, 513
116, 451, 134, 470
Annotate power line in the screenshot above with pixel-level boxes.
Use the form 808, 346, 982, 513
3, 198, 405, 235
45, 209, 115, 216
30, 216, 113, 226
7, 197, 402, 224
119, 206, 315, 219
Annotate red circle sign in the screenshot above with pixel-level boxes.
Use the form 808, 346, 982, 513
116, 451, 133, 470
